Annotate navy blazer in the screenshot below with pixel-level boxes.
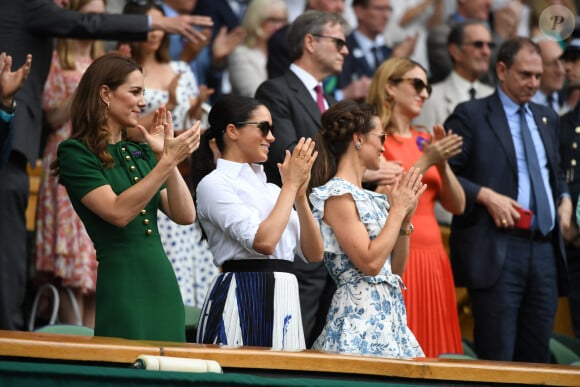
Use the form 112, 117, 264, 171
337, 33, 391, 89
445, 91, 569, 294
255, 70, 335, 186
0, 0, 149, 165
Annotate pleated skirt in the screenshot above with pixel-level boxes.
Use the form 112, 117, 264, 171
196, 263, 305, 350
402, 245, 463, 357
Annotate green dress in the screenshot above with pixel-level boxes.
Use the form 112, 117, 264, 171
57, 139, 185, 342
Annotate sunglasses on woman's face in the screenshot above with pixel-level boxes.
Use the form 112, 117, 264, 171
393, 77, 432, 97
235, 121, 275, 136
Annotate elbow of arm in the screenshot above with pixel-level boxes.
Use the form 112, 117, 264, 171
109, 214, 131, 229
305, 250, 324, 263
362, 265, 382, 277
450, 199, 466, 215
357, 259, 383, 277
253, 241, 276, 256
172, 211, 196, 225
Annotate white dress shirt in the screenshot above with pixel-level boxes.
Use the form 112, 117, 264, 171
196, 158, 303, 266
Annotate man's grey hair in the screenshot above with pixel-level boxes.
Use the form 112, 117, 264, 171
287, 10, 348, 62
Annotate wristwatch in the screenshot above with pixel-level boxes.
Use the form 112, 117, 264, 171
399, 224, 414, 236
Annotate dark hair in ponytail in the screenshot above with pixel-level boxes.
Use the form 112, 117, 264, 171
189, 95, 264, 195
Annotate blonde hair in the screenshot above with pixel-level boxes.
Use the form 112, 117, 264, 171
243, 0, 287, 48
56, 0, 105, 70
366, 57, 422, 134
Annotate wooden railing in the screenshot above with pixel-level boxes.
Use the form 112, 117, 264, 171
0, 330, 578, 386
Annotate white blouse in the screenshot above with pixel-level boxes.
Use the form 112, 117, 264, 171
196, 158, 304, 266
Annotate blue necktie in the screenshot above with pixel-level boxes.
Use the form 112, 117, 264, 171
518, 106, 552, 235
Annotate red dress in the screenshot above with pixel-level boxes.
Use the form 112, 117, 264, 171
383, 129, 462, 357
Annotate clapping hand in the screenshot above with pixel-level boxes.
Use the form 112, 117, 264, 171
278, 137, 318, 196
384, 167, 426, 219
136, 105, 200, 164
423, 125, 462, 165
0, 52, 31, 107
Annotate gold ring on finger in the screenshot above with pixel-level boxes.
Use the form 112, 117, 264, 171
501, 219, 507, 225
444, 149, 450, 155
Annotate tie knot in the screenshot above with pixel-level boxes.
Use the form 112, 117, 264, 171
518, 104, 527, 117
468, 87, 476, 100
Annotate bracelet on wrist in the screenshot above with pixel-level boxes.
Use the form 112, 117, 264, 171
399, 223, 414, 236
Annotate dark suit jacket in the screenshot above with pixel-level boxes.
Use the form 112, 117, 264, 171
0, 118, 14, 168
266, 25, 291, 80
337, 33, 391, 89
0, 0, 148, 165
255, 70, 335, 186
445, 91, 569, 294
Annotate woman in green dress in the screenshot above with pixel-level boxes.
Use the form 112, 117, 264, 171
55, 53, 200, 342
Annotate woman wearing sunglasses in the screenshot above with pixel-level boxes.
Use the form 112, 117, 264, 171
366, 57, 466, 358
191, 95, 323, 350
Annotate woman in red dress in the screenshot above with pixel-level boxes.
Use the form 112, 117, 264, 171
366, 57, 465, 357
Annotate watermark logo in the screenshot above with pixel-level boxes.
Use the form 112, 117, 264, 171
538, 5, 576, 41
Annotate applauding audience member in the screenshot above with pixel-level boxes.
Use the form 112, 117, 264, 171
56, 54, 200, 341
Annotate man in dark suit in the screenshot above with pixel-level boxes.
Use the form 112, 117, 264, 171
255, 10, 348, 348
445, 37, 571, 362
265, 0, 367, 102
266, 0, 346, 80
0, 0, 212, 331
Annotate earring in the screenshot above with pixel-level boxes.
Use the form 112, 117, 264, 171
355, 142, 362, 150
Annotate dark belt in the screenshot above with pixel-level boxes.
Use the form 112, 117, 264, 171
221, 259, 295, 274
503, 228, 553, 242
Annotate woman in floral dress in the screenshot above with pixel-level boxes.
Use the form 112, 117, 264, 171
309, 100, 425, 358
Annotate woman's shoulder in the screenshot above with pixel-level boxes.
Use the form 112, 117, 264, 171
311, 178, 368, 201
170, 60, 193, 74
58, 138, 88, 153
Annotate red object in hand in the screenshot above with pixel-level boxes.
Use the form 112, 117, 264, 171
514, 207, 532, 230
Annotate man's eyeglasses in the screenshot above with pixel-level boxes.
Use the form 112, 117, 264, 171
463, 40, 496, 50
312, 34, 347, 51
368, 132, 387, 144
392, 77, 432, 97
235, 121, 275, 136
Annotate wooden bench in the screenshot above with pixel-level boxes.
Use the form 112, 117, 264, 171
0, 330, 578, 386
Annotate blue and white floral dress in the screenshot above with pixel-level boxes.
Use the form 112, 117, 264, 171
310, 178, 424, 358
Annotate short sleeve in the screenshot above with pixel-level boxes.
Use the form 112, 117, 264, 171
57, 139, 109, 201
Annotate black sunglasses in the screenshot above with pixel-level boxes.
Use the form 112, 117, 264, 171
369, 132, 387, 144
312, 34, 347, 51
235, 121, 275, 136
463, 40, 496, 50
393, 77, 432, 96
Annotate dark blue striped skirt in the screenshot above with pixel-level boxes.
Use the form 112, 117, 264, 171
196, 260, 305, 350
